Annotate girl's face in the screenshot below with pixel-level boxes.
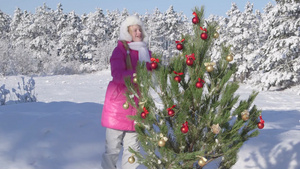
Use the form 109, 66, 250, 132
128, 25, 143, 42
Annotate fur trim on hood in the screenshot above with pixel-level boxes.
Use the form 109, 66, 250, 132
119, 15, 148, 43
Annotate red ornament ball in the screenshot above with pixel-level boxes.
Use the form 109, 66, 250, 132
192, 17, 199, 24
151, 62, 158, 69
174, 76, 181, 83
196, 82, 204, 88
186, 58, 194, 66
201, 32, 208, 40
141, 112, 147, 119
181, 126, 189, 133
168, 109, 175, 117
176, 43, 183, 50
257, 122, 264, 129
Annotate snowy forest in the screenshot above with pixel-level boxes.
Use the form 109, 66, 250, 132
0, 1, 299, 90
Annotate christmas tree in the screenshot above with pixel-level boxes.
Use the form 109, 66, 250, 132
124, 7, 264, 169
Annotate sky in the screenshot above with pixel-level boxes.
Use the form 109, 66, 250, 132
0, 0, 276, 17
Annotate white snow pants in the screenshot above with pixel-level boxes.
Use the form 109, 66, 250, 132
101, 128, 140, 169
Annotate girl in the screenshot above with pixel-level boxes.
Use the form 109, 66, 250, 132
101, 15, 152, 169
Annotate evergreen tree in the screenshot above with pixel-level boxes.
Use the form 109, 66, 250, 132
162, 6, 183, 56
209, 2, 262, 82
0, 10, 12, 75
249, 0, 300, 90
276, 0, 300, 3
106, 9, 121, 41
146, 6, 191, 61
208, 1, 300, 90
7, 8, 39, 75
78, 8, 114, 71
124, 7, 263, 169
30, 3, 58, 74
10, 8, 33, 48
1, 9, 38, 76
0, 10, 11, 39
55, 3, 68, 34
1, 2, 297, 84
57, 11, 82, 63
146, 8, 165, 55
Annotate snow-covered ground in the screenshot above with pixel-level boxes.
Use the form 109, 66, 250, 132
0, 69, 299, 169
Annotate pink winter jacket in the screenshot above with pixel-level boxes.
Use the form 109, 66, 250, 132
101, 41, 152, 131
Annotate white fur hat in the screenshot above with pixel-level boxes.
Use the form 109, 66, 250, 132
119, 15, 148, 43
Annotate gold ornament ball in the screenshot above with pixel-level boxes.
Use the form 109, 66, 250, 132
198, 158, 206, 167
241, 110, 250, 121
206, 65, 214, 72
211, 124, 221, 134
158, 139, 166, 147
128, 156, 135, 164
133, 77, 138, 84
123, 102, 129, 109
226, 54, 234, 62
212, 129, 218, 134
242, 114, 249, 121
212, 128, 220, 134
213, 32, 219, 38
